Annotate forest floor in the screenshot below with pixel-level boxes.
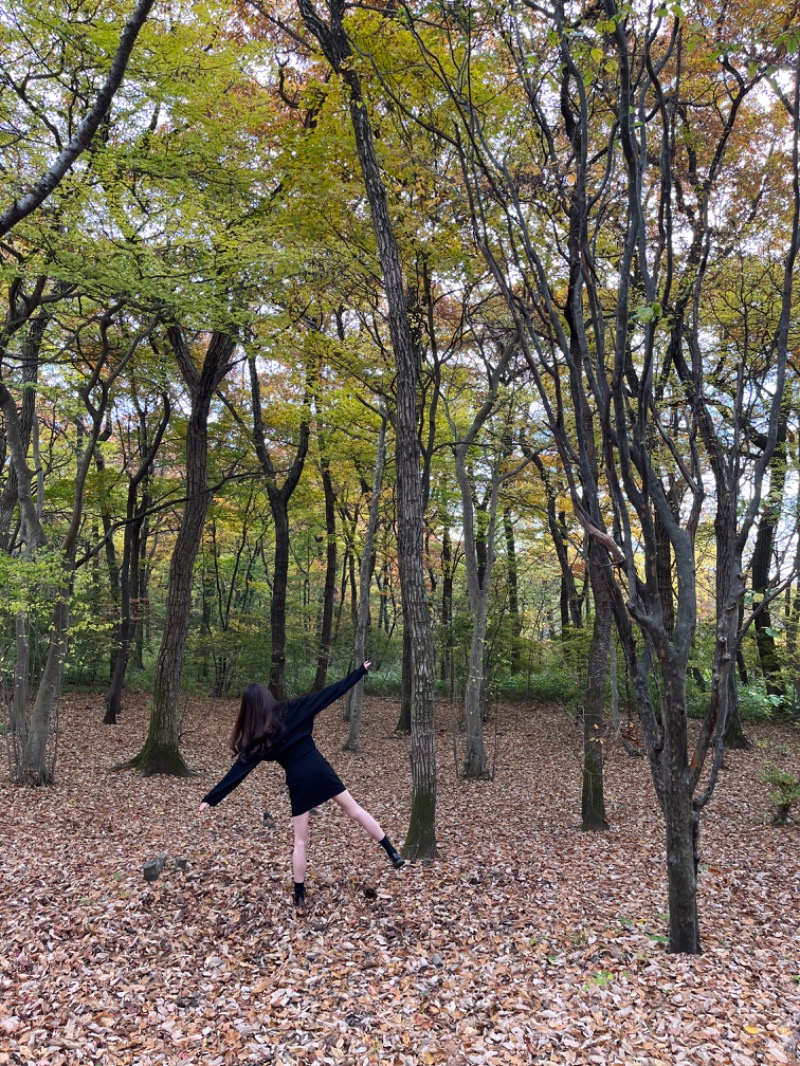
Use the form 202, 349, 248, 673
2, 690, 800, 1066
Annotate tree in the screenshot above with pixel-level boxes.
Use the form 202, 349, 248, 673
295, 0, 438, 859
103, 384, 171, 723
3, 301, 156, 783
344, 408, 387, 752
444, 332, 521, 777
123, 326, 237, 776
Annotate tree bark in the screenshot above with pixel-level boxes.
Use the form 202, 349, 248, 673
750, 417, 788, 697
295, 0, 437, 858
530, 453, 583, 631
312, 451, 338, 691
503, 509, 522, 666
104, 394, 170, 723
581, 551, 611, 831
125, 327, 236, 776
440, 520, 454, 685
245, 353, 311, 701
345, 413, 386, 751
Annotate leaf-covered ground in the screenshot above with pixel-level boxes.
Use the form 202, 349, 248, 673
2, 691, 800, 1065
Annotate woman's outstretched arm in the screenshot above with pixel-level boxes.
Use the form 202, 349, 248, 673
287, 663, 370, 727
199, 753, 261, 808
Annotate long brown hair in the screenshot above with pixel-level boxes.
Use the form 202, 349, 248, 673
229, 683, 285, 759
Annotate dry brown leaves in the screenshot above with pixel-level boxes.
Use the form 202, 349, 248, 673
2, 693, 800, 1065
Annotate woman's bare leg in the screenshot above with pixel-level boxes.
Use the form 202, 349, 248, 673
332, 790, 383, 840
292, 812, 310, 885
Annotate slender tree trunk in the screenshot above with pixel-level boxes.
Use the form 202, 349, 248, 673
463, 592, 490, 777
345, 415, 386, 751
134, 544, 149, 670
715, 494, 751, 750
296, 0, 436, 859
313, 455, 338, 691
0, 308, 46, 550
454, 455, 496, 779
3, 312, 44, 722
659, 658, 701, 953
750, 416, 788, 695
12, 613, 30, 739
104, 510, 145, 723
618, 627, 701, 954
104, 398, 169, 723
655, 507, 675, 641
530, 454, 583, 631
16, 596, 70, 784
440, 521, 453, 683
246, 354, 311, 703
104, 559, 135, 724
503, 509, 522, 666
736, 598, 750, 687
582, 554, 611, 830
268, 496, 291, 700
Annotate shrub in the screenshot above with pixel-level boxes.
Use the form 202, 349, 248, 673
762, 765, 800, 826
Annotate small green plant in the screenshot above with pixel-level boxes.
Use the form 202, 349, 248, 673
762, 765, 800, 826
584, 969, 614, 989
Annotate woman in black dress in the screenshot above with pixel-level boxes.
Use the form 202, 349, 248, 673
199, 662, 404, 910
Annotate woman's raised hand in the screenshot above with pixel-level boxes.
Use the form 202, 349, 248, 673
363, 660, 371, 672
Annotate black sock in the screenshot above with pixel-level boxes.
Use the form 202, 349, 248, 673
293, 881, 306, 905
379, 835, 403, 859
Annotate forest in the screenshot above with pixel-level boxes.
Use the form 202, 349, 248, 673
2, 0, 800, 1055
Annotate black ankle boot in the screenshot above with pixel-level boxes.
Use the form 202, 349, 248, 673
379, 835, 405, 868
293, 882, 306, 910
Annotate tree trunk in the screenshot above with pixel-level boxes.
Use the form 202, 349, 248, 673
246, 353, 311, 703
104, 512, 142, 724
581, 555, 611, 830
0, 307, 47, 550
663, 788, 701, 954
463, 593, 490, 778
12, 613, 30, 739
395, 616, 413, 734
104, 397, 169, 723
655, 507, 675, 641
296, 0, 436, 859
715, 494, 751, 751
345, 414, 386, 752
749, 415, 788, 696
723, 668, 751, 750
440, 520, 454, 684
503, 509, 522, 666
16, 596, 70, 785
530, 454, 583, 631
268, 496, 291, 700
662, 663, 701, 953
313, 454, 337, 692
125, 327, 236, 776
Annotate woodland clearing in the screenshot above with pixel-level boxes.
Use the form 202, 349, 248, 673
2, 692, 799, 1065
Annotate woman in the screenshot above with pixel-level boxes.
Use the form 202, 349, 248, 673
199, 661, 404, 911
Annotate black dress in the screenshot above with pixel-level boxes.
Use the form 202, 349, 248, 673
201, 666, 367, 817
